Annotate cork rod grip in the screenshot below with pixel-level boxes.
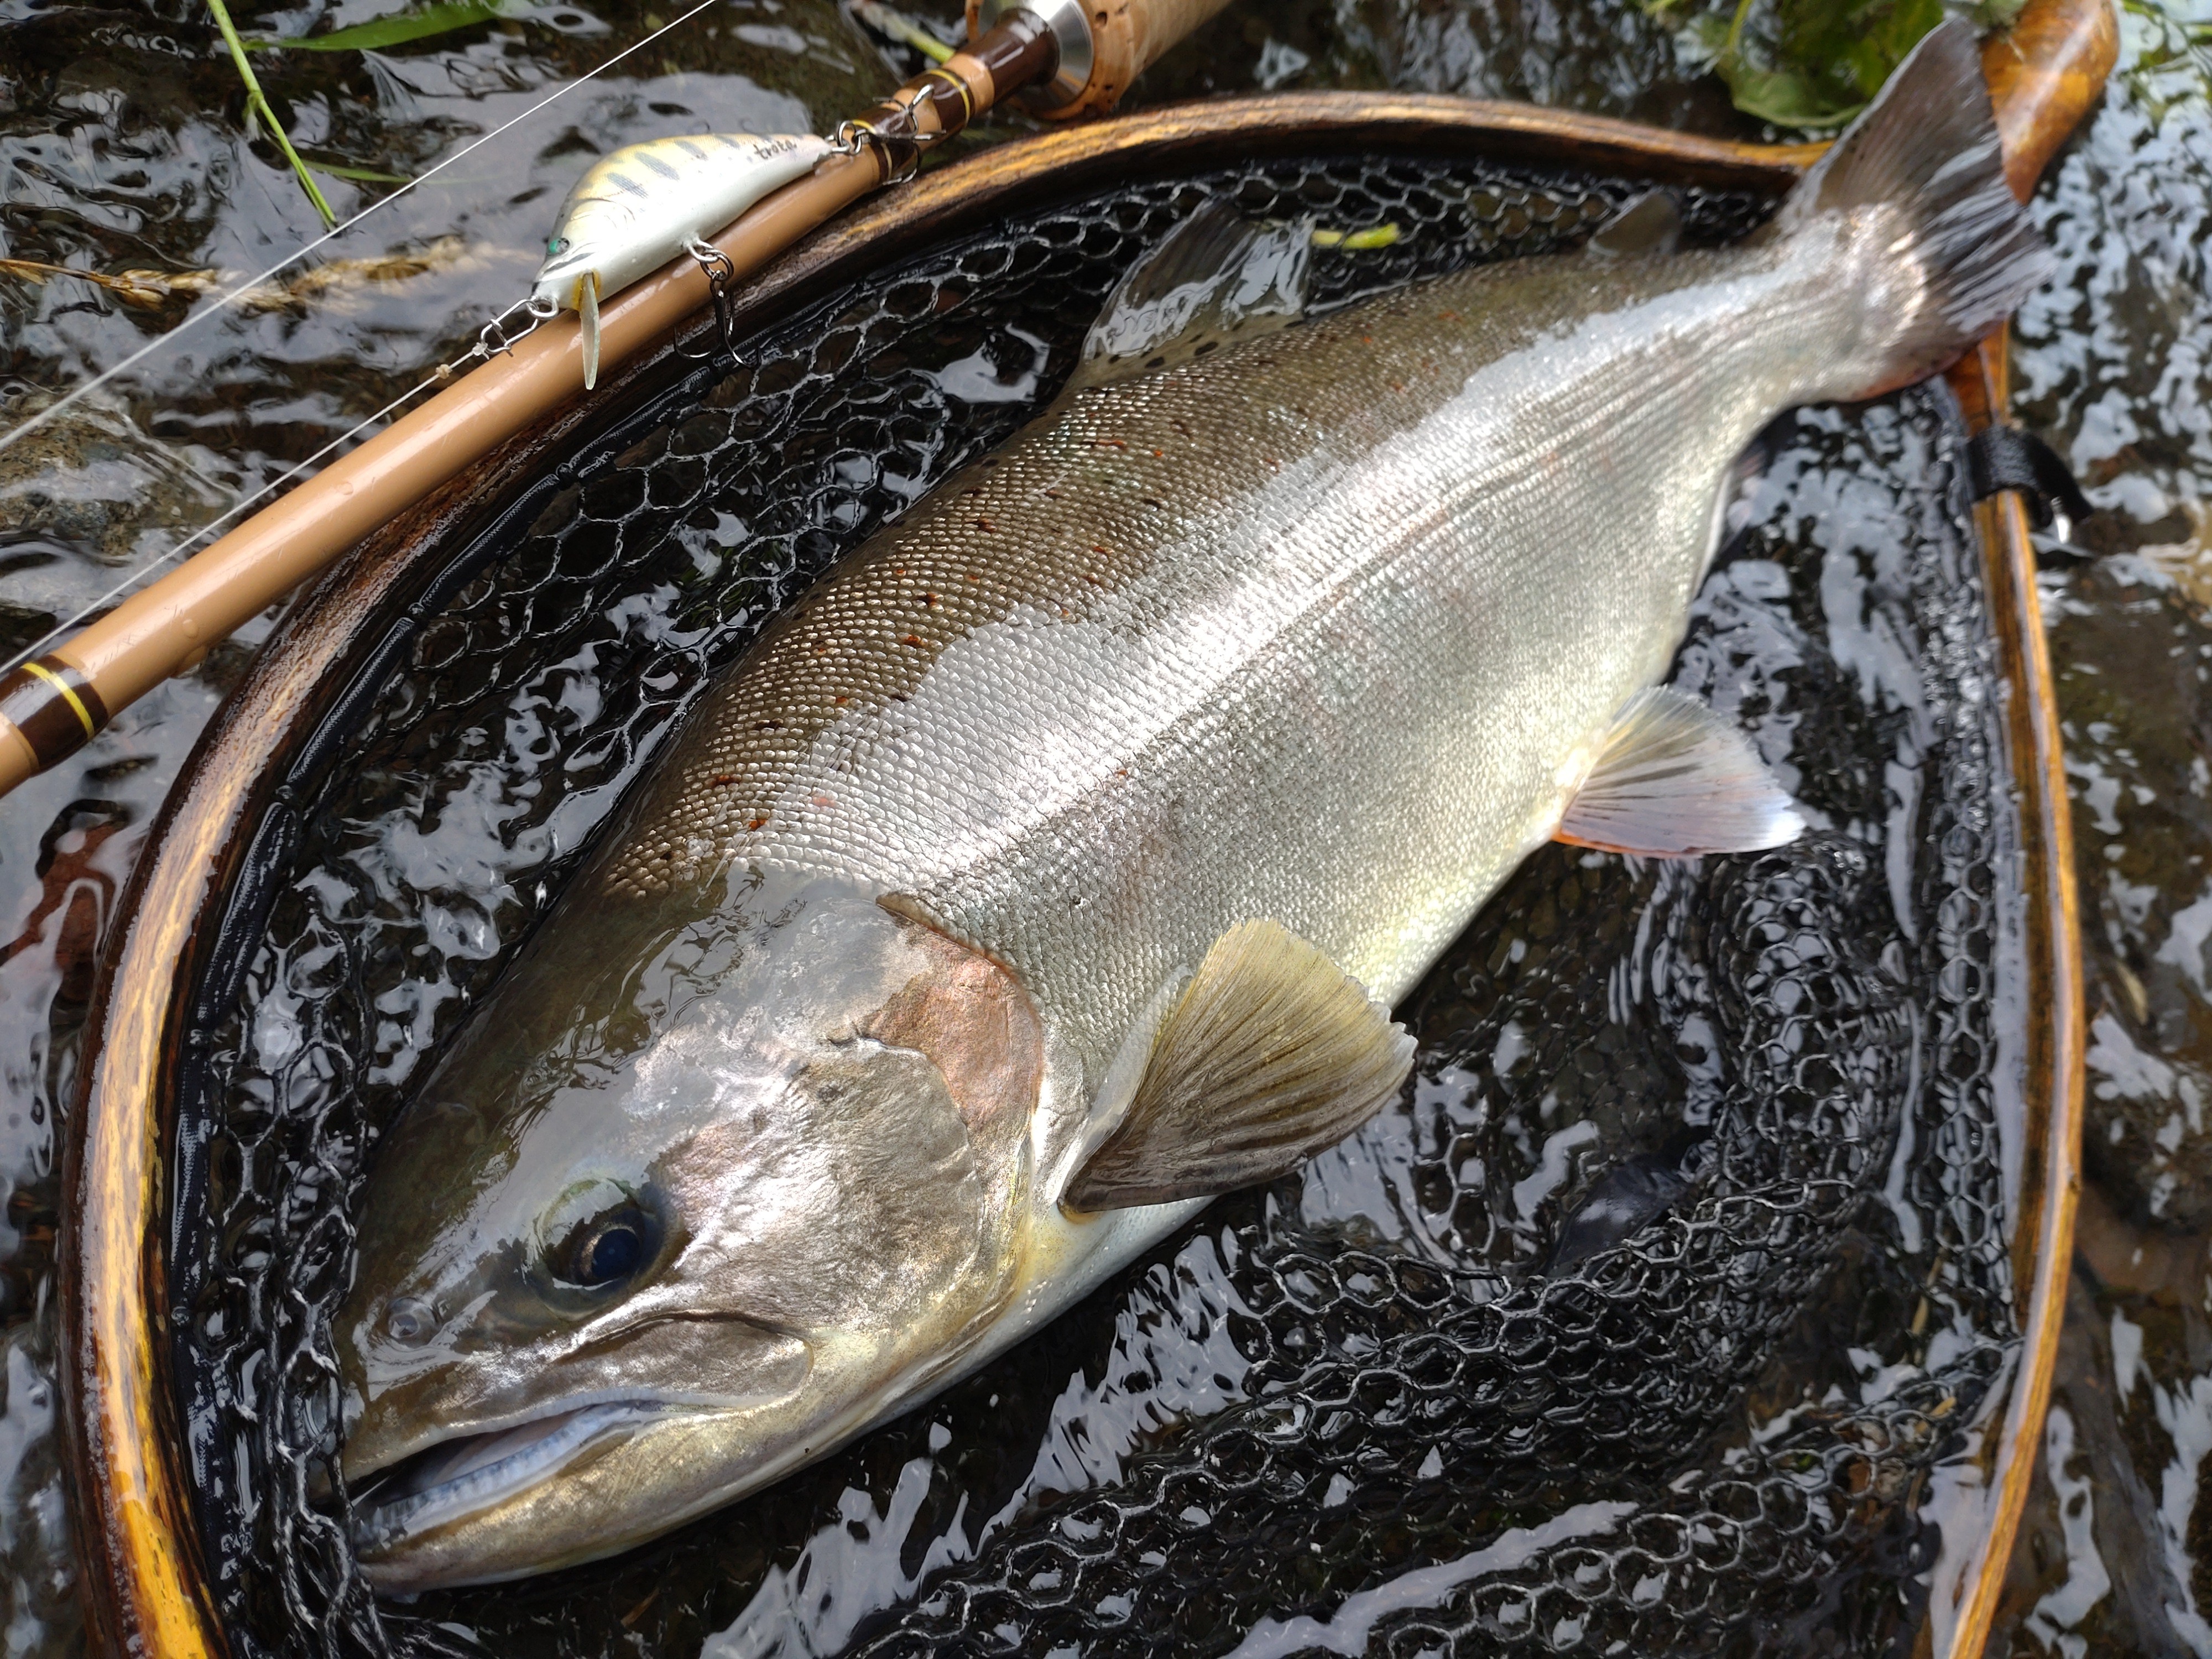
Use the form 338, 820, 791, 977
1079, 0, 1237, 115
966, 0, 1236, 118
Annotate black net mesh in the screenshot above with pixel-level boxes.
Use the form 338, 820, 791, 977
159, 147, 2021, 1659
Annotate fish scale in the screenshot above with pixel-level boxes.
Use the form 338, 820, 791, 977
607, 243, 1837, 1077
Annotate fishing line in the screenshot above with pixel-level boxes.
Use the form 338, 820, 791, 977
0, 0, 724, 466
1, 297, 551, 677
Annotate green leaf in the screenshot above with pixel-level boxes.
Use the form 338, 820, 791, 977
1708, 0, 1946, 131
250, 0, 525, 53
1719, 59, 1865, 126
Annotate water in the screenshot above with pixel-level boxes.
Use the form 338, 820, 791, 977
0, 0, 2203, 1653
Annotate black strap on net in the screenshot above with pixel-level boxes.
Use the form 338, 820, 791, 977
1966, 422, 2095, 537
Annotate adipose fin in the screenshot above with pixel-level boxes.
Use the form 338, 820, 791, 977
1588, 189, 1684, 260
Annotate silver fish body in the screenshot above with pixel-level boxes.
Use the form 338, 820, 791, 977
338, 23, 2049, 1590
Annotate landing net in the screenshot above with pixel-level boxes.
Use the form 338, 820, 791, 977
162, 148, 2020, 1657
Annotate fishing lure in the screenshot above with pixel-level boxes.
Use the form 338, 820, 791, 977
532, 132, 834, 389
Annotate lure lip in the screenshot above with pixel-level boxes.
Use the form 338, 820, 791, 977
577, 269, 602, 390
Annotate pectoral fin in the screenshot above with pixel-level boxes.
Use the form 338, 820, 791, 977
1556, 686, 1806, 858
1063, 919, 1415, 1213
1069, 200, 1311, 393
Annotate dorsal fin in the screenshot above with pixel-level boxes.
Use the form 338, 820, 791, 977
1556, 687, 1806, 858
1070, 200, 1311, 393
1063, 919, 1413, 1213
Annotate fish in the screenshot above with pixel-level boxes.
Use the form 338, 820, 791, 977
337, 22, 2050, 1591
531, 132, 833, 389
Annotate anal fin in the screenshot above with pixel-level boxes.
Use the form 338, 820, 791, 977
1556, 686, 1806, 858
1063, 919, 1414, 1213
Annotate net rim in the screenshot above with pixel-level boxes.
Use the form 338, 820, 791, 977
50, 86, 2079, 1659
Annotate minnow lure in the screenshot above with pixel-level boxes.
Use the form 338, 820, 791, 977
532, 132, 833, 389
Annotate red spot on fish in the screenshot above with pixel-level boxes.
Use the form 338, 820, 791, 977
1151, 448, 1165, 458
748, 816, 769, 830
1093, 438, 1127, 449
902, 633, 925, 646
811, 793, 834, 808
925, 592, 938, 606
834, 696, 850, 706
975, 517, 995, 532
711, 773, 737, 786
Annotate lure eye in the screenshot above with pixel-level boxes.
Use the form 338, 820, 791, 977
556, 1201, 660, 1289
546, 236, 568, 256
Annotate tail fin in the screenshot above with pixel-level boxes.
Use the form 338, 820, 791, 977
1782, 19, 2054, 397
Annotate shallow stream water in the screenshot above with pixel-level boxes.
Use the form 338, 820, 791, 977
0, 0, 2204, 1653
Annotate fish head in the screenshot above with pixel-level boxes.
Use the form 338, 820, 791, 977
336, 873, 1044, 1589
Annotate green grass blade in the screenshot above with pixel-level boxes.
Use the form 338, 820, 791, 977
249, 0, 517, 54
851, 0, 954, 64
307, 160, 413, 183
206, 0, 337, 225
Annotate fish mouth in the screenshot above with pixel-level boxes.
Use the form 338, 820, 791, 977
347, 1399, 671, 1558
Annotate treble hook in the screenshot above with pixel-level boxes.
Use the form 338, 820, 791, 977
683, 236, 746, 369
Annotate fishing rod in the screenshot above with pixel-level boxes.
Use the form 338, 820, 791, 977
0, 0, 1234, 803
0, 0, 726, 469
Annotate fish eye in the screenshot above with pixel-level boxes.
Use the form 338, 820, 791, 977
384, 1296, 435, 1345
556, 1201, 660, 1290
